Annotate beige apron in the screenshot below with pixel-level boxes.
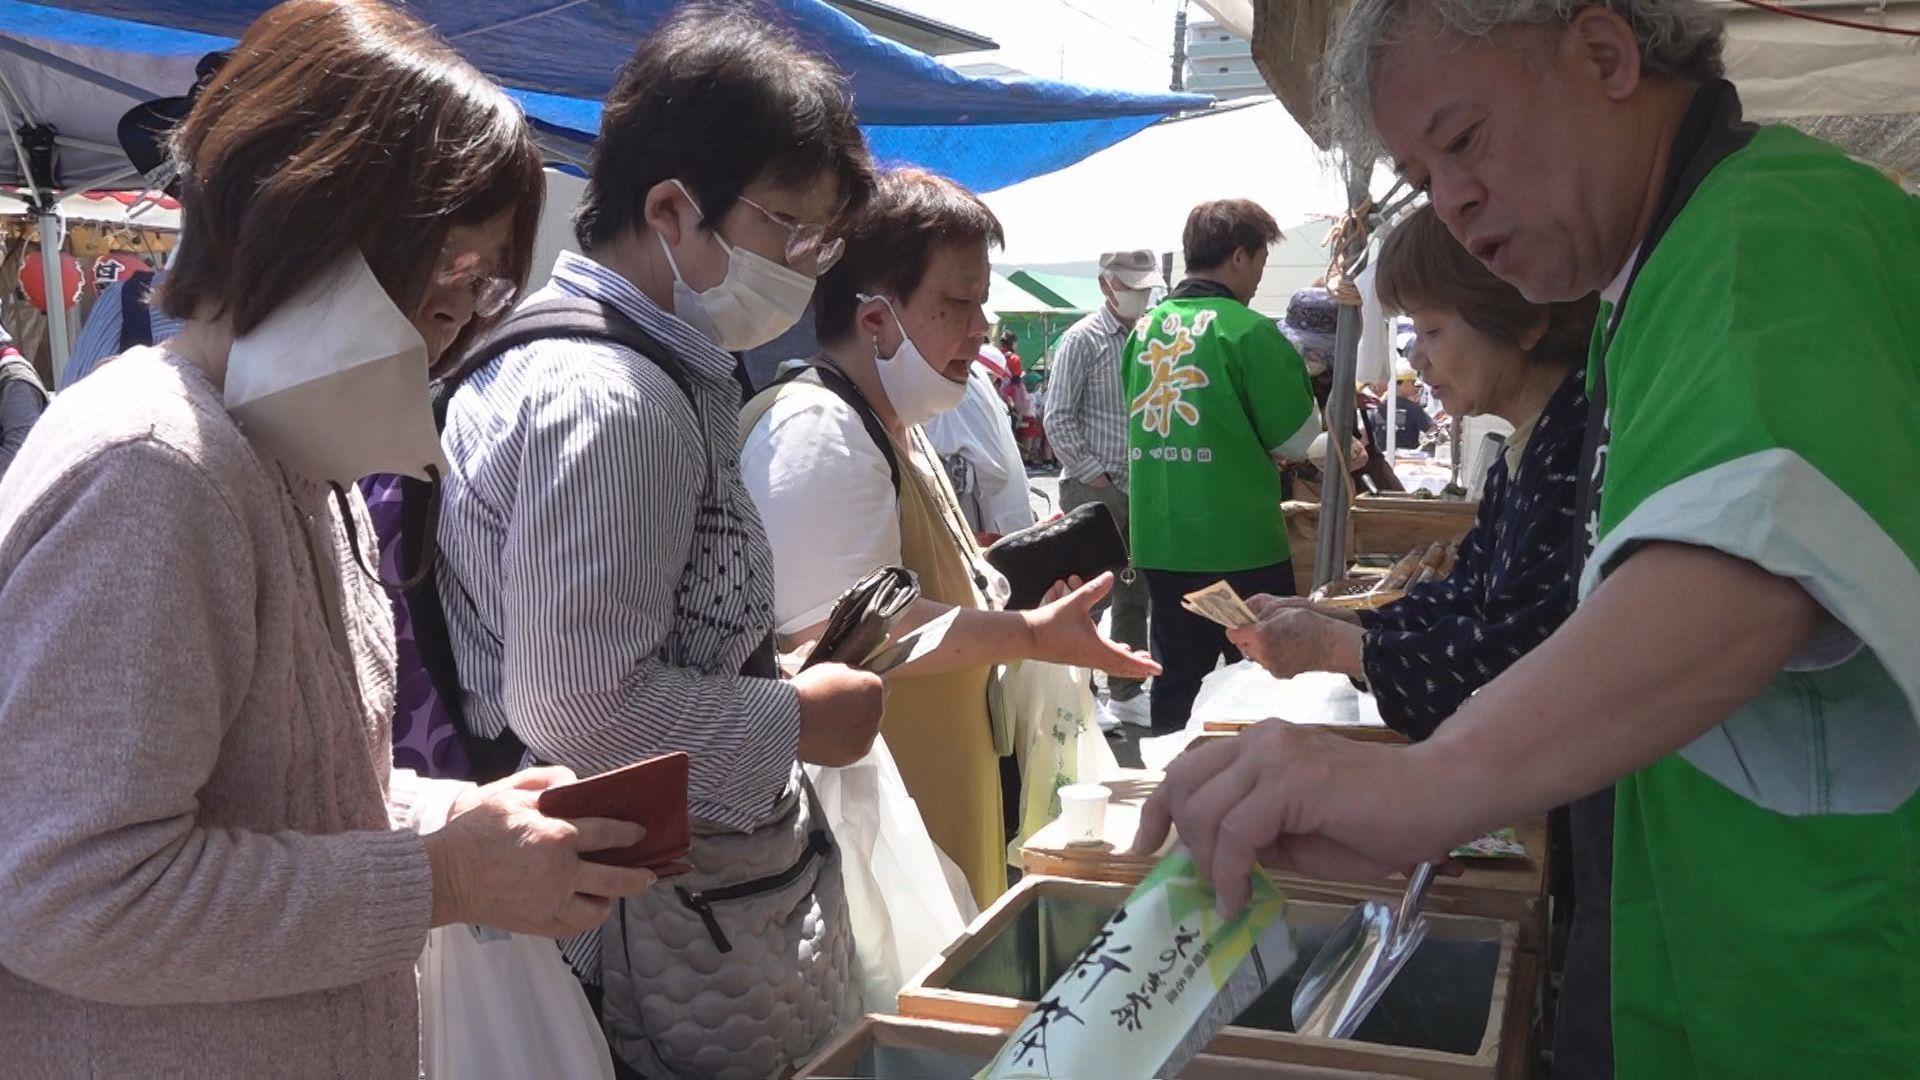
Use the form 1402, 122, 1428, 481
743, 378, 1007, 908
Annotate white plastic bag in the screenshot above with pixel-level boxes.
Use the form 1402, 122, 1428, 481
419, 924, 615, 1080
1139, 665, 1392, 771
1187, 662, 1387, 733
807, 735, 979, 1014
1002, 659, 1120, 859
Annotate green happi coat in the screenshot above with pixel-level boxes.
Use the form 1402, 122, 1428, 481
1580, 86, 1920, 1076
1122, 286, 1318, 574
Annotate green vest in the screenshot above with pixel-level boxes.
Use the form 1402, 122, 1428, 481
1122, 294, 1316, 573
1586, 120, 1920, 1076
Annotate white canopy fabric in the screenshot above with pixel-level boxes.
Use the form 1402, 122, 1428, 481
979, 99, 1383, 266
1194, 0, 1256, 40
0, 189, 180, 229
1231, 0, 1918, 173
1715, 1, 1920, 121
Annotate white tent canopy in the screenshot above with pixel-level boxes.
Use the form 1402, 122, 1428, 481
980, 99, 1383, 266
1715, 0, 1920, 122
1215, 0, 1918, 171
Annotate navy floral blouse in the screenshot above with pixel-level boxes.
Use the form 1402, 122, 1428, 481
1359, 370, 1588, 739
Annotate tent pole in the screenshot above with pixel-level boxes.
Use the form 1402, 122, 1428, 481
1313, 154, 1373, 590
0, 57, 71, 370
37, 207, 70, 371
1386, 371, 1398, 459
0, 36, 161, 104
0, 74, 39, 191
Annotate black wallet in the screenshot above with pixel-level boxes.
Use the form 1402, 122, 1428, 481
983, 501, 1130, 611
802, 566, 922, 670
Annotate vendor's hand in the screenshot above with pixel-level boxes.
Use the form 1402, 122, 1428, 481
1089, 472, 1114, 490
1133, 721, 1460, 916
1245, 594, 1318, 620
1025, 571, 1161, 678
1246, 593, 1363, 627
794, 661, 886, 767
1227, 607, 1359, 680
426, 766, 659, 937
1346, 437, 1370, 473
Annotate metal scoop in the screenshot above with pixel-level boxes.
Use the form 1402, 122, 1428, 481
1291, 861, 1435, 1040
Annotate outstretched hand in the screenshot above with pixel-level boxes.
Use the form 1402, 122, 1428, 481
1026, 571, 1160, 678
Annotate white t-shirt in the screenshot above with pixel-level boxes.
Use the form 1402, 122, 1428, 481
742, 382, 941, 636
923, 367, 1035, 537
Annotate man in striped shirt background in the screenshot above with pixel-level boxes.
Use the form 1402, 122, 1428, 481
1044, 249, 1164, 729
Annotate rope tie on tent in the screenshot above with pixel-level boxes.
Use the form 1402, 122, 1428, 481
1323, 195, 1373, 306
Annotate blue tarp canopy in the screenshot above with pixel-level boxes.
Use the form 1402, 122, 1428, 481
0, 0, 1211, 193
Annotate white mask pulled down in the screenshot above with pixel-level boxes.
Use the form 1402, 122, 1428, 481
861, 292, 967, 428
658, 180, 816, 351
225, 249, 447, 489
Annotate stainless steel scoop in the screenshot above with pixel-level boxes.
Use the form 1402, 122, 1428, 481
1291, 861, 1435, 1040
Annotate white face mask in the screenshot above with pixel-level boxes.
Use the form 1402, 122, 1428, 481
1111, 286, 1151, 321
861, 293, 967, 427
657, 180, 815, 351
225, 249, 446, 489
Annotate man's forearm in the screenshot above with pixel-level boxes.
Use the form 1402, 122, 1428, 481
1402, 542, 1822, 847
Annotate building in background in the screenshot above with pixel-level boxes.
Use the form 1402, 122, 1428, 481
1181, 17, 1265, 100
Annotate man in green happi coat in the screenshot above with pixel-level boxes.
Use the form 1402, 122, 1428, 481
1137, 3, 1920, 1077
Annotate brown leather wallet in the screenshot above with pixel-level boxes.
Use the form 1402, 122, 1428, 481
536, 752, 692, 874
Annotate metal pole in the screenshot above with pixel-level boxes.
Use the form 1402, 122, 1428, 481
1385, 372, 1398, 459
1313, 154, 1374, 590
1171, 0, 1189, 92
1450, 415, 1464, 488
37, 207, 69, 371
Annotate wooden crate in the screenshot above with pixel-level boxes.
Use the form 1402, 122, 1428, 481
1200, 717, 1410, 744
1285, 498, 1480, 594
1018, 771, 1549, 956
898, 877, 1536, 1080
1352, 497, 1479, 559
795, 1015, 1400, 1078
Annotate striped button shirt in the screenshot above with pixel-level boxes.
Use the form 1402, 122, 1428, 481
61, 273, 187, 390
437, 250, 802, 828
1043, 304, 1133, 491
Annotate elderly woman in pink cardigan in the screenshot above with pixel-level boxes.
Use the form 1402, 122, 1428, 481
0, 3, 654, 1077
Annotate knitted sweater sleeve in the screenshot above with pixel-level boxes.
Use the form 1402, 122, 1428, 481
0, 440, 433, 1005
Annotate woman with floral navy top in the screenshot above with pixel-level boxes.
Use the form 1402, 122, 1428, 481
1225, 204, 1611, 1078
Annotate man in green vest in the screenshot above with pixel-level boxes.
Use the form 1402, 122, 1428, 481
1136, 2, 1919, 1076
1125, 198, 1321, 734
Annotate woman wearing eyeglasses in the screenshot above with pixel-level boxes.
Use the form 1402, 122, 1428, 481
431, 9, 887, 1078
0, 2, 658, 1077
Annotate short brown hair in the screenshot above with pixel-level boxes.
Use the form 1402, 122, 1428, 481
815, 168, 1004, 343
1183, 198, 1283, 271
162, 0, 543, 363
1377, 205, 1598, 366
575, 4, 875, 251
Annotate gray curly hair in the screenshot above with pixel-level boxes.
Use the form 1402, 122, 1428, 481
1322, 0, 1727, 158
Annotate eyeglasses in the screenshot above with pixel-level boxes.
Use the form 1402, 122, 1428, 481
736, 194, 845, 277
434, 247, 517, 320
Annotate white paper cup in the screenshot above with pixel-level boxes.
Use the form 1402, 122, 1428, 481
1057, 783, 1111, 845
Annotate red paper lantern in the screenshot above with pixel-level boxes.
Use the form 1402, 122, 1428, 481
20, 250, 84, 312
92, 252, 153, 295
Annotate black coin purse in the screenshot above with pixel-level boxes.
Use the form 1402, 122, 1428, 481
982, 501, 1130, 611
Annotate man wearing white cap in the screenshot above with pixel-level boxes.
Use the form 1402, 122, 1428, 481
1044, 249, 1164, 727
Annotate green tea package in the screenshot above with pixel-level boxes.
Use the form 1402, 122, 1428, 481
977, 846, 1294, 1079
